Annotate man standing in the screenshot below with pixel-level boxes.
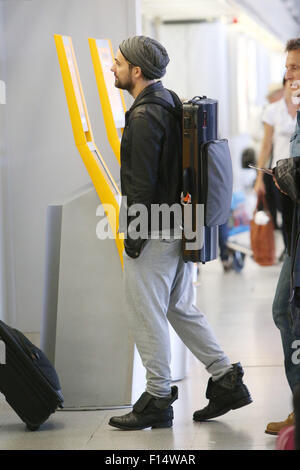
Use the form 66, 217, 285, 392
265, 38, 300, 435
109, 36, 252, 430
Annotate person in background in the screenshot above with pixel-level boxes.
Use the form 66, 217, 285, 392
267, 83, 284, 104
265, 37, 300, 436
261, 84, 284, 233
254, 77, 298, 254
219, 149, 256, 273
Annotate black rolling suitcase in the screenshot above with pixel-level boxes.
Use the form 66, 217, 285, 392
181, 96, 233, 263
0, 320, 64, 430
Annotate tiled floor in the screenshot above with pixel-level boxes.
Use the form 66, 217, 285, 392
0, 235, 294, 450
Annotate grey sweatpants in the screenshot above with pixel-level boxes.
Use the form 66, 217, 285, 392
124, 239, 231, 397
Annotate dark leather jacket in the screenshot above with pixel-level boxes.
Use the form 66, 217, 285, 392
119, 81, 182, 257
274, 110, 300, 336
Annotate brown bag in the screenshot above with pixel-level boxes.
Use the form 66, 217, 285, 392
250, 195, 275, 266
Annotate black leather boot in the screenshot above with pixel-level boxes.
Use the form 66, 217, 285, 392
193, 363, 252, 421
109, 386, 178, 430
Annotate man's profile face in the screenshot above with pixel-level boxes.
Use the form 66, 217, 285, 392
285, 49, 300, 86
111, 49, 134, 92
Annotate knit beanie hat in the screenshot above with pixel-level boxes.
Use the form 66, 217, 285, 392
119, 36, 170, 79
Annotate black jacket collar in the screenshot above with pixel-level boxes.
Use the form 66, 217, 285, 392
132, 81, 164, 106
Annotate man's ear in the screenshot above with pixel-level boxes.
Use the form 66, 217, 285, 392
133, 66, 143, 79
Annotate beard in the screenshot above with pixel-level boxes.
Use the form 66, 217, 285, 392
114, 74, 134, 94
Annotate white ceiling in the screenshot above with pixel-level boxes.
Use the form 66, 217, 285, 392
141, 0, 300, 43
141, 0, 234, 22
281, 0, 300, 24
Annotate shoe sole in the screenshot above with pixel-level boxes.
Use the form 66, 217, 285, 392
193, 396, 253, 422
108, 420, 173, 431
264, 430, 278, 436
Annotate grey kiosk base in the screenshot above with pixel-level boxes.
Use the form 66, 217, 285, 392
41, 184, 187, 409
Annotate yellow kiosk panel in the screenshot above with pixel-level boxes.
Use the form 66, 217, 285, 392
63, 37, 89, 134
54, 34, 124, 266
89, 38, 127, 164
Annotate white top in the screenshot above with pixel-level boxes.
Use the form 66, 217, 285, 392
262, 98, 297, 167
